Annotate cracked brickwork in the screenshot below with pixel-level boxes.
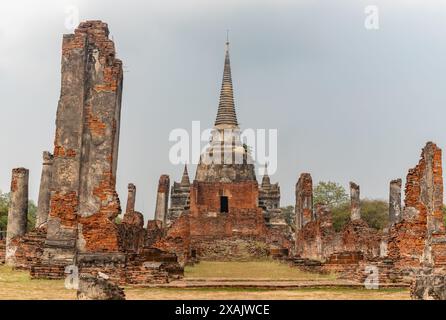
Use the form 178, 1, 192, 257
388, 142, 446, 270
43, 20, 123, 265
28, 21, 183, 285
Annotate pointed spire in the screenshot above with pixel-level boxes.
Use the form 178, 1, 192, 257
180, 164, 190, 186
214, 36, 238, 127
261, 163, 271, 189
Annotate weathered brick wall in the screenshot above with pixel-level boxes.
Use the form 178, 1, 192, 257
191, 237, 270, 261
118, 211, 146, 253
8, 228, 47, 270
189, 181, 267, 238
388, 142, 446, 270
145, 220, 164, 247
154, 213, 191, 265
44, 20, 124, 266
296, 205, 340, 260
341, 219, 381, 259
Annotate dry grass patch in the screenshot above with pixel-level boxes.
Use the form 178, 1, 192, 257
0, 265, 76, 300
185, 260, 336, 280
125, 287, 410, 300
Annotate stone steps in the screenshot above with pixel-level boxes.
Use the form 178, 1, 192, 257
0, 240, 5, 264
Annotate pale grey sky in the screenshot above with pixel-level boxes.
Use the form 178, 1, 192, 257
1, 0, 446, 222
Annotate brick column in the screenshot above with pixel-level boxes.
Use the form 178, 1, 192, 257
349, 182, 361, 221
154, 175, 170, 226
6, 168, 29, 265
389, 178, 402, 225
125, 183, 136, 214
295, 173, 313, 231
36, 151, 54, 228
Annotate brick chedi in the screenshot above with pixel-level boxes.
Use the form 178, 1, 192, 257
258, 164, 283, 226
5, 168, 29, 265
154, 175, 170, 226
155, 40, 290, 263
36, 151, 54, 228
166, 165, 190, 227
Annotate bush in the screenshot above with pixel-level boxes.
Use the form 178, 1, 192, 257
331, 199, 388, 231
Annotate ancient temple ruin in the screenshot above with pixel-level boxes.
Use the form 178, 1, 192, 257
1, 20, 446, 298
151, 39, 291, 263
2, 21, 182, 284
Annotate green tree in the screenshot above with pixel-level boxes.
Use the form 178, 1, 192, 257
0, 190, 37, 232
0, 191, 10, 232
281, 205, 294, 227
361, 200, 388, 230
27, 200, 37, 231
331, 202, 350, 232
443, 205, 446, 226
313, 181, 349, 207
331, 199, 388, 232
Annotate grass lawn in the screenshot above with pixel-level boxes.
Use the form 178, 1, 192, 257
0, 263, 410, 300
0, 265, 76, 300
184, 260, 336, 280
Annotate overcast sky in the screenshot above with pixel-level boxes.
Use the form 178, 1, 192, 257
1, 0, 446, 221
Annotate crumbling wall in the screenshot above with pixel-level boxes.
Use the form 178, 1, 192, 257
153, 213, 191, 265
341, 219, 381, 259
295, 205, 340, 260
43, 20, 123, 267
339, 181, 381, 259
388, 142, 446, 270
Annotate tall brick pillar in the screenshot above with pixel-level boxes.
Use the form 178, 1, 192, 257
36, 151, 54, 228
389, 178, 402, 225
154, 175, 170, 226
5, 168, 29, 265
349, 182, 361, 221
125, 183, 136, 214
42, 20, 123, 266
295, 173, 313, 232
